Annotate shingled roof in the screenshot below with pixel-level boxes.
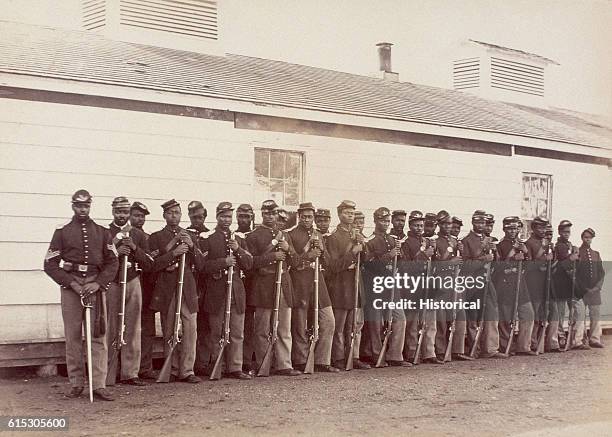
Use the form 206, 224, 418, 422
1, 21, 611, 152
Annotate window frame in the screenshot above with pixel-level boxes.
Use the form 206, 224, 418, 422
520, 172, 553, 238
253, 147, 306, 208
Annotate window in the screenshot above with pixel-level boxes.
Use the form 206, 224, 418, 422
254, 148, 304, 207
521, 172, 552, 238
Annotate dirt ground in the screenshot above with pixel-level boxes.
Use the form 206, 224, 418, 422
2, 336, 612, 437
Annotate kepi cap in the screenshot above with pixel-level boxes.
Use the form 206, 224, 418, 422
408, 210, 424, 223
261, 199, 279, 212
373, 207, 391, 220
130, 201, 150, 215
392, 209, 407, 217
111, 196, 130, 209
315, 208, 331, 218
558, 220, 572, 231
161, 199, 180, 212
337, 200, 356, 211
354, 210, 365, 219
71, 189, 92, 204
237, 203, 253, 216
581, 228, 595, 238
297, 202, 316, 213
451, 216, 463, 226
216, 201, 234, 216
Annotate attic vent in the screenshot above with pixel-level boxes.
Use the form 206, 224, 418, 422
491, 57, 544, 96
453, 58, 480, 90
119, 0, 218, 40
82, 0, 106, 30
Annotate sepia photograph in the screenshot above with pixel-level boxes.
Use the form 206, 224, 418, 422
0, 0, 610, 435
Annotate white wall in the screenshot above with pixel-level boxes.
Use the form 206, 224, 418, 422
0, 98, 610, 342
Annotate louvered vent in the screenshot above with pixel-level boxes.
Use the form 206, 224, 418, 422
119, 0, 218, 40
491, 57, 544, 96
82, 0, 106, 30
453, 58, 480, 90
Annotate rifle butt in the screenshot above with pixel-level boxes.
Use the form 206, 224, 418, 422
375, 334, 390, 368
345, 341, 355, 371
105, 349, 119, 386
443, 332, 454, 362
156, 346, 175, 383
412, 332, 424, 365
209, 346, 226, 381
257, 344, 274, 377
303, 343, 316, 374
504, 328, 514, 356
469, 330, 482, 358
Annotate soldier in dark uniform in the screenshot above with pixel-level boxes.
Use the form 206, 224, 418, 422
433, 211, 472, 361
362, 207, 410, 366
524, 217, 554, 351
184, 200, 212, 376
402, 210, 440, 364
234, 204, 256, 373
550, 220, 578, 351
495, 218, 535, 355
43, 190, 118, 401
287, 202, 339, 372
461, 210, 506, 358
148, 199, 206, 383
246, 200, 300, 376
327, 200, 370, 370
423, 213, 437, 238
390, 210, 407, 240
106, 197, 152, 386
315, 208, 332, 236
575, 228, 605, 348
130, 202, 159, 380
201, 202, 253, 379
450, 216, 463, 238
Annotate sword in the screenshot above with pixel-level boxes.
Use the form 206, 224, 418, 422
81, 295, 94, 403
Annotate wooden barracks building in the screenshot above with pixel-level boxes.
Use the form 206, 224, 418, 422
0, 1, 610, 366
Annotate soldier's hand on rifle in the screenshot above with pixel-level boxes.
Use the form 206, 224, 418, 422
354, 233, 365, 245
278, 240, 289, 252
179, 231, 194, 248
172, 243, 189, 257
225, 255, 237, 267
311, 238, 321, 249
457, 241, 464, 253
70, 281, 83, 296
274, 251, 287, 261
81, 282, 100, 297
483, 253, 494, 262
117, 245, 132, 257
545, 252, 553, 261
389, 247, 399, 258
228, 239, 239, 252
424, 246, 434, 258
123, 236, 136, 250
150, 249, 160, 258
569, 252, 579, 261
351, 243, 363, 254
309, 248, 322, 259
514, 252, 525, 261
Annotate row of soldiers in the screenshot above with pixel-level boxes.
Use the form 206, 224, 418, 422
43, 190, 605, 401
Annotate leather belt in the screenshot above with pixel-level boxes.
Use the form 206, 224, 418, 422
62, 262, 99, 274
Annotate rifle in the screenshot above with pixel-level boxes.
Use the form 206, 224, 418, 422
444, 262, 462, 362
304, 234, 320, 374
469, 256, 493, 358
536, 241, 553, 354
413, 245, 433, 365
563, 257, 577, 351
504, 256, 523, 356
345, 228, 362, 370
376, 235, 399, 368
211, 232, 235, 380
81, 295, 94, 403
106, 254, 128, 385
157, 252, 186, 383
258, 234, 285, 377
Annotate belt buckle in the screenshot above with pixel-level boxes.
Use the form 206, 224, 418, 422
78, 264, 88, 272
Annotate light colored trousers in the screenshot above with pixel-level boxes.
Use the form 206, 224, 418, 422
61, 285, 107, 390
208, 303, 245, 373
332, 308, 364, 365
405, 308, 437, 360
161, 298, 197, 379
498, 301, 534, 354
254, 298, 293, 372
364, 309, 406, 362
435, 307, 467, 355
575, 302, 602, 345
291, 306, 335, 366
106, 277, 142, 382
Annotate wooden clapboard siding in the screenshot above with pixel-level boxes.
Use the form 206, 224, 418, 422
0, 303, 64, 342
0, 272, 59, 305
